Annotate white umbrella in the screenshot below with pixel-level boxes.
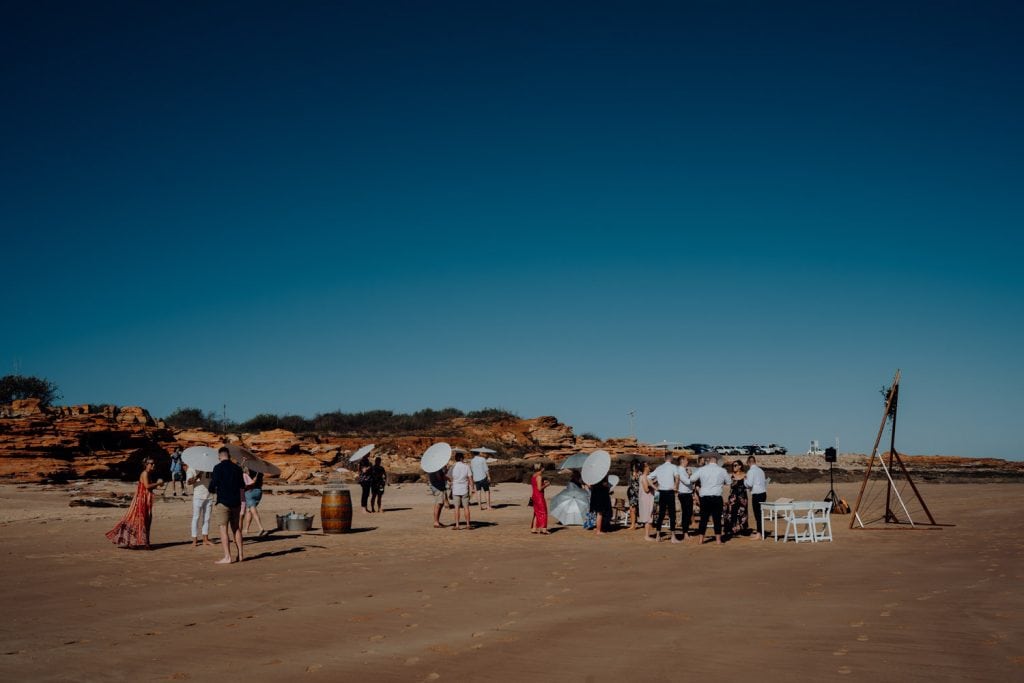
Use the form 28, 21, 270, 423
470, 447, 497, 454
421, 442, 452, 473
349, 444, 375, 463
181, 446, 219, 472
225, 444, 281, 477
607, 474, 620, 488
550, 485, 590, 526
558, 453, 589, 470
581, 450, 611, 486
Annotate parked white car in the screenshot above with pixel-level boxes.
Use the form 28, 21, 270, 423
807, 440, 826, 456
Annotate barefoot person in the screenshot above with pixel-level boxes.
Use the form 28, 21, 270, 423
242, 462, 266, 536
691, 454, 731, 545
626, 460, 641, 530
169, 447, 185, 496
529, 463, 549, 534
470, 451, 491, 510
745, 455, 768, 538
209, 446, 245, 564
428, 466, 448, 528
649, 453, 680, 543
369, 456, 387, 513
106, 457, 164, 549
357, 459, 373, 513
676, 457, 695, 542
638, 461, 656, 541
589, 476, 612, 536
448, 451, 474, 530
723, 459, 749, 539
187, 465, 213, 547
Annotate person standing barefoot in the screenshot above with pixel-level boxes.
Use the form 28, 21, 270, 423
187, 466, 213, 547
209, 447, 245, 564
530, 463, 549, 535
626, 460, 641, 530
638, 461, 656, 541
106, 457, 164, 549
369, 456, 387, 513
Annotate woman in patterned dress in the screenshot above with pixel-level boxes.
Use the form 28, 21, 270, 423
626, 460, 641, 530
724, 459, 749, 538
105, 457, 164, 549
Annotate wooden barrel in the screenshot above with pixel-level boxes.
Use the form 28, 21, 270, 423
321, 486, 353, 534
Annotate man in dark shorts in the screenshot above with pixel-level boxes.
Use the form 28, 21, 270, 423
209, 446, 245, 564
428, 466, 448, 528
169, 447, 185, 496
470, 451, 491, 510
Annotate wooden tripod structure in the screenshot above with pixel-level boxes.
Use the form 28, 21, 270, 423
849, 370, 940, 529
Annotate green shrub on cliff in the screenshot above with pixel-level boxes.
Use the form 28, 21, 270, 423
164, 407, 222, 431
0, 375, 61, 406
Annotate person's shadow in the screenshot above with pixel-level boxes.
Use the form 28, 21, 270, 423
246, 547, 307, 561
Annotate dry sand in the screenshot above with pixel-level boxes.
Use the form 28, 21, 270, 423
0, 480, 1021, 682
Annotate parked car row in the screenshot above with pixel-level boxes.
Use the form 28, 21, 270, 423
684, 443, 788, 456
700, 446, 786, 456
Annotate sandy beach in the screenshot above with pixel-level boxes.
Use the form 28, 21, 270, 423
0, 480, 1021, 682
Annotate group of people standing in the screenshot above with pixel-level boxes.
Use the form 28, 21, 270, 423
428, 450, 492, 530
630, 453, 767, 543
526, 453, 768, 541
106, 446, 268, 565
355, 457, 388, 513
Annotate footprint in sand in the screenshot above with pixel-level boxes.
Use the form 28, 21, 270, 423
833, 648, 848, 656
849, 621, 864, 628
369, 635, 385, 642
425, 674, 440, 682
857, 635, 869, 642
305, 664, 322, 673
404, 657, 420, 666
837, 666, 852, 675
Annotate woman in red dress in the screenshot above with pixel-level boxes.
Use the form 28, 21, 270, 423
530, 463, 550, 535
106, 457, 164, 549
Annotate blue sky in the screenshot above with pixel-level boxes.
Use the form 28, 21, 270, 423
2, 2, 1022, 458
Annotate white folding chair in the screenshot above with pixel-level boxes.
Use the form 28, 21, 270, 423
811, 501, 833, 542
782, 501, 817, 543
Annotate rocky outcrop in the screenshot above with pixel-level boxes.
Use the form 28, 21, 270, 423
3, 400, 1020, 484
0, 399, 176, 481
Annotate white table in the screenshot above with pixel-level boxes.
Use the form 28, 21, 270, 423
760, 501, 795, 541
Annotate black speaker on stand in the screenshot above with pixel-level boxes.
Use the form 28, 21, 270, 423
824, 447, 839, 510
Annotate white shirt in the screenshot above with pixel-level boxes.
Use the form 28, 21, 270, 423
190, 471, 211, 501
690, 463, 731, 497
450, 461, 472, 496
470, 455, 489, 481
649, 461, 679, 491
676, 465, 693, 494
745, 464, 767, 495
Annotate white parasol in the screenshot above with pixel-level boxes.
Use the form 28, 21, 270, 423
181, 446, 219, 472
581, 450, 611, 486
607, 474, 620, 488
225, 444, 282, 477
421, 442, 452, 473
349, 444, 375, 463
558, 453, 589, 470
550, 485, 590, 526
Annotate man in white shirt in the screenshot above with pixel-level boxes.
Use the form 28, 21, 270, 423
675, 457, 694, 542
648, 453, 680, 543
689, 454, 732, 544
470, 453, 491, 510
745, 455, 768, 538
447, 452, 475, 530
